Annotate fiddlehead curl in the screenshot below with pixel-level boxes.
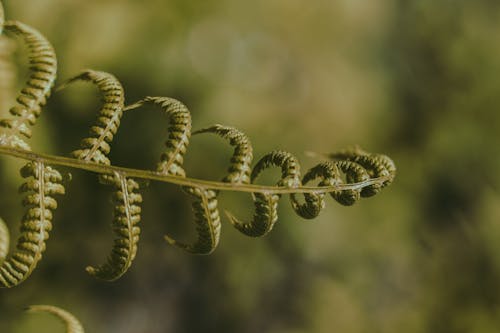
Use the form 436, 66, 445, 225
0, 161, 65, 288
192, 124, 254, 184
226, 150, 301, 237
126, 97, 222, 255
0, 20, 57, 150
61, 70, 124, 164
125, 96, 192, 177
61, 70, 143, 281
164, 186, 221, 255
328, 146, 396, 198
27, 305, 85, 333
85, 172, 142, 280
289, 162, 340, 219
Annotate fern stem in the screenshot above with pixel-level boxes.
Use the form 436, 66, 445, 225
0, 146, 392, 194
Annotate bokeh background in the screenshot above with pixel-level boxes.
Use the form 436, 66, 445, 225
1, 0, 500, 332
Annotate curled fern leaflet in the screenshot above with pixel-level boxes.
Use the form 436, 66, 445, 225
62, 70, 125, 164
125, 96, 192, 177
62, 70, 144, 280
0, 162, 65, 288
126, 97, 222, 254
328, 160, 370, 206
227, 150, 301, 237
85, 172, 142, 281
290, 162, 340, 219
0, 20, 57, 150
328, 146, 396, 197
164, 186, 221, 255
193, 124, 253, 184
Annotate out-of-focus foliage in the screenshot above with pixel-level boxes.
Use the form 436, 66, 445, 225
1, 0, 499, 332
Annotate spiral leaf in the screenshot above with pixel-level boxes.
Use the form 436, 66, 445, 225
0, 20, 57, 150
125, 96, 192, 177
64, 70, 125, 164
0, 161, 65, 288
193, 124, 253, 184
85, 172, 142, 281
27, 305, 85, 333
125, 97, 223, 254
290, 162, 340, 219
329, 146, 397, 198
227, 150, 301, 237
165, 187, 221, 255
62, 70, 145, 280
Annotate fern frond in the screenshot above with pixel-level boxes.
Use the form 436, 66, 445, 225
0, 0, 398, 299
0, 161, 65, 288
85, 172, 142, 281
0, 20, 57, 150
27, 305, 85, 333
193, 124, 253, 184
165, 187, 221, 255
125, 96, 192, 177
227, 150, 301, 237
63, 70, 125, 164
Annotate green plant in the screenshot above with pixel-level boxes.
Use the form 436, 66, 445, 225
0, 1, 395, 330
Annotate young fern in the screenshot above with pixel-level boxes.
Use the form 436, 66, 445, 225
59, 70, 143, 281
0, 0, 396, 285
27, 305, 85, 333
0, 162, 65, 288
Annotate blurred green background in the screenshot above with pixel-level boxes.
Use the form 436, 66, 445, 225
1, 0, 500, 332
